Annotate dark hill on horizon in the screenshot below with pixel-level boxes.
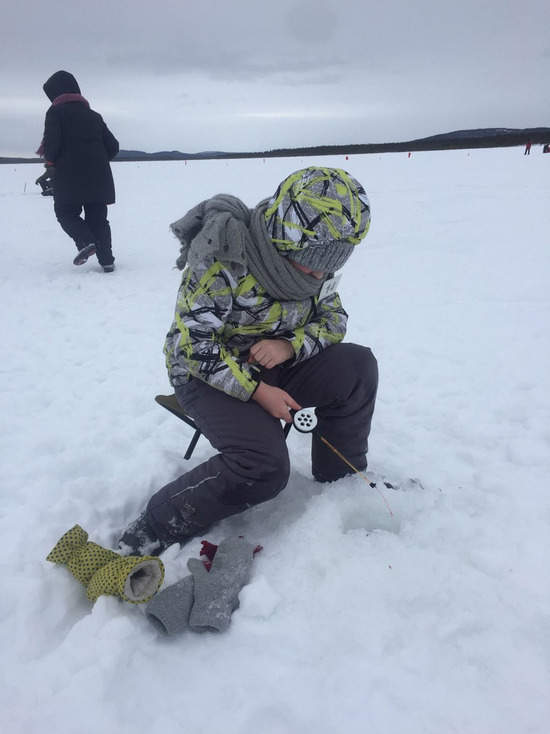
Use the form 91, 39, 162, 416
2, 127, 549, 164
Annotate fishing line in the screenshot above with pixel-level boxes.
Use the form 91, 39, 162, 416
291, 408, 394, 517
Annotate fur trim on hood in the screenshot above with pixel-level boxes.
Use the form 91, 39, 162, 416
51, 93, 90, 107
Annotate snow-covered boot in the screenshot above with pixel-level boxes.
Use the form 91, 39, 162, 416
47, 524, 164, 604
118, 512, 173, 557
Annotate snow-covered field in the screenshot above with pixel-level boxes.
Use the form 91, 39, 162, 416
1, 148, 549, 733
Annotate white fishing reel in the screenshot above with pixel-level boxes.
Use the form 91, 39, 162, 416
292, 407, 317, 433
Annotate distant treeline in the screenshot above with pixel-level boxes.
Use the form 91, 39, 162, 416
2, 127, 549, 165
250, 127, 550, 160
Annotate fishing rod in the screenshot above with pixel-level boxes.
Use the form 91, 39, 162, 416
290, 408, 394, 517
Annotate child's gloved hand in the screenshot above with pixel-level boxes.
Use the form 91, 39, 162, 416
46, 524, 164, 604
187, 536, 254, 632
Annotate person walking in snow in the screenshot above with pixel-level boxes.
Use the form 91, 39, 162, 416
41, 70, 119, 272
119, 166, 379, 555
524, 139, 532, 155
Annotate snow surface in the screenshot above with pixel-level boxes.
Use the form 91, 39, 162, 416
1, 149, 549, 734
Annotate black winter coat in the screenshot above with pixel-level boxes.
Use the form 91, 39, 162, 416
42, 71, 119, 204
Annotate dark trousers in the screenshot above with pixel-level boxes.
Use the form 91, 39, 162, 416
146, 343, 378, 543
53, 201, 114, 266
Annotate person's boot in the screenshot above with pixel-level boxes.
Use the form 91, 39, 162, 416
118, 512, 174, 557
73, 242, 96, 266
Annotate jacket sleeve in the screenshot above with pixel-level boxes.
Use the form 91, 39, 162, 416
102, 123, 119, 160
42, 109, 62, 164
286, 292, 348, 364
164, 258, 261, 401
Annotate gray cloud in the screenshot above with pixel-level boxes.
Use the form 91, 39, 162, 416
1, 0, 549, 156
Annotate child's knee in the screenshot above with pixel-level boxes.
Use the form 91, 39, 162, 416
228, 451, 290, 504
257, 457, 291, 499
347, 343, 377, 372
333, 343, 378, 393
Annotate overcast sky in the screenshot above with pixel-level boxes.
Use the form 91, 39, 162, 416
1, 0, 549, 157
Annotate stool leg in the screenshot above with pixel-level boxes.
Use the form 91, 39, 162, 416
184, 428, 202, 460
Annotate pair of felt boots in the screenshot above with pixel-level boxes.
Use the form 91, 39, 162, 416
145, 536, 258, 635
47, 525, 256, 635
46, 524, 164, 604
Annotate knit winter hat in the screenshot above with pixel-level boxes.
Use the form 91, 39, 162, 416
264, 167, 370, 273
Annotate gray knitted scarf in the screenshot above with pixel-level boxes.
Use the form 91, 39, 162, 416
171, 194, 326, 301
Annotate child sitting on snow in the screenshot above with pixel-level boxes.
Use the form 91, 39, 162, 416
119, 166, 378, 556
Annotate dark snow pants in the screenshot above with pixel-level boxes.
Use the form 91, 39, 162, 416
146, 343, 378, 544
53, 201, 114, 266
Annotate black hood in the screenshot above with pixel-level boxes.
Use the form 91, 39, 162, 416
43, 71, 81, 102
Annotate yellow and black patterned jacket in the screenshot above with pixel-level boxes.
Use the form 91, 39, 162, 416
164, 255, 347, 401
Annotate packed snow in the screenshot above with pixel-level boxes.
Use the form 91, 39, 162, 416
1, 148, 548, 734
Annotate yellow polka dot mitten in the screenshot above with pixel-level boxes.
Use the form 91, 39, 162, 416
46, 524, 164, 604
